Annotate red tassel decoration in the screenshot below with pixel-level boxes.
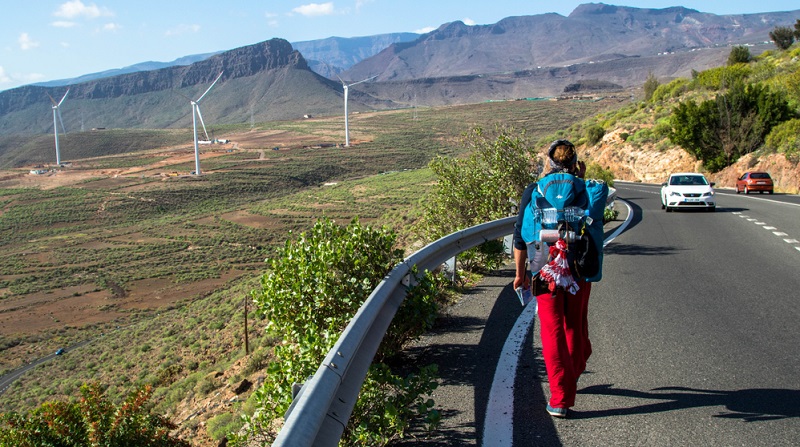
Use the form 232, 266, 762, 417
539, 238, 579, 294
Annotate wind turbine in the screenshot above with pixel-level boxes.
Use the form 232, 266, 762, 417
337, 75, 377, 147
48, 89, 69, 165
189, 71, 223, 175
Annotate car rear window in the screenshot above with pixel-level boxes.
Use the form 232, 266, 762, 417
750, 172, 771, 179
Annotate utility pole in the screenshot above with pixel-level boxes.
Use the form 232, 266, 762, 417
244, 294, 250, 355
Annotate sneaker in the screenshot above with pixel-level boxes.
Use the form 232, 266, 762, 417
546, 404, 568, 418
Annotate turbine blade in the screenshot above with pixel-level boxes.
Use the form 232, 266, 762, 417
57, 109, 67, 134
196, 106, 209, 141
195, 71, 223, 103
47, 93, 58, 106
57, 89, 70, 106
349, 75, 378, 87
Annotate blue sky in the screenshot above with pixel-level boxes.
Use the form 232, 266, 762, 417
1, 1, 798, 91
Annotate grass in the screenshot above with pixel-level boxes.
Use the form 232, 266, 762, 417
0, 98, 625, 442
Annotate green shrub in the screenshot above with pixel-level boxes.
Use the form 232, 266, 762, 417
0, 383, 189, 446
233, 218, 441, 446
765, 118, 800, 157
728, 46, 752, 65
692, 65, 752, 90
643, 72, 660, 102
207, 412, 242, 442
584, 163, 615, 187
669, 81, 795, 171
418, 126, 536, 241
585, 125, 605, 145
603, 208, 619, 224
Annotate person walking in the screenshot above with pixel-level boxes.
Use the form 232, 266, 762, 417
512, 139, 606, 418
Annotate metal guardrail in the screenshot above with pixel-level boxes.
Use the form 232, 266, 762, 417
273, 189, 616, 446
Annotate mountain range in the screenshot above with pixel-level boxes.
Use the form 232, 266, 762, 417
1, 3, 798, 139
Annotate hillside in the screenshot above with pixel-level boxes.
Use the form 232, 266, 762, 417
344, 5, 798, 84
0, 39, 386, 137
2, 4, 798, 148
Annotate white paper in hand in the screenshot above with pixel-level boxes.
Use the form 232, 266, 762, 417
515, 287, 534, 306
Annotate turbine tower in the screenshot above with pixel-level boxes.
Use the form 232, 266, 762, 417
48, 89, 69, 165
190, 71, 223, 175
337, 75, 377, 147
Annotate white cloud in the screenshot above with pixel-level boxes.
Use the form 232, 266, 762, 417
54, 0, 112, 19
51, 21, 77, 28
293, 2, 335, 17
462, 18, 476, 26
165, 24, 201, 37
414, 26, 436, 34
355, 0, 374, 11
0, 66, 11, 84
265, 12, 279, 27
18, 33, 39, 50
102, 22, 121, 31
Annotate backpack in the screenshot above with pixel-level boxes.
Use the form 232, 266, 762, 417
520, 173, 608, 283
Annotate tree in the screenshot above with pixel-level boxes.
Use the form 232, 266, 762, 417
727, 45, 751, 65
769, 26, 795, 50
0, 383, 189, 447
416, 126, 537, 271
233, 218, 441, 446
794, 19, 800, 39
669, 81, 795, 172
643, 72, 660, 102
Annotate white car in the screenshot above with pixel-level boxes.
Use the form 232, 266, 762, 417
661, 173, 716, 212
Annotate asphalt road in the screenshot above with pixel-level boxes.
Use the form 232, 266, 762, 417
401, 183, 800, 446
0, 340, 93, 397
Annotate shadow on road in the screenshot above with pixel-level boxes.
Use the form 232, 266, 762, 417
575, 384, 800, 422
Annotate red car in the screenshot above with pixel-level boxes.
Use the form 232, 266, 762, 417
736, 171, 773, 194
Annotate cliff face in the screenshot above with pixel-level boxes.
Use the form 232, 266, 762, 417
0, 39, 305, 110
584, 129, 800, 194
0, 39, 350, 135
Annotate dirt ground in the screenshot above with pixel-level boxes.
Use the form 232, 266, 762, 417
0, 127, 352, 347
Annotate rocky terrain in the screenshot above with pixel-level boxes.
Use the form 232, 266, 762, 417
586, 129, 800, 193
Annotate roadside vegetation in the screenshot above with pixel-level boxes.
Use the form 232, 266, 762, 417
561, 38, 800, 174
0, 98, 620, 445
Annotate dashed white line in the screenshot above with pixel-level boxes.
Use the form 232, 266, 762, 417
731, 207, 799, 254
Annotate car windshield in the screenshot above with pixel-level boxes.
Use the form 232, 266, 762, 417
750, 173, 771, 179
670, 175, 707, 186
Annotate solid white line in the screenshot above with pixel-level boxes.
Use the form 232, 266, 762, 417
482, 200, 634, 445
482, 300, 538, 446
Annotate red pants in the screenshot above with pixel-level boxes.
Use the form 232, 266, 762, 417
536, 281, 592, 408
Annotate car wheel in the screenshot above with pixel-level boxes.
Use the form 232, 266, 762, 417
768, 190, 773, 194
736, 186, 741, 194
744, 186, 750, 194
708, 206, 716, 212
665, 206, 672, 213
